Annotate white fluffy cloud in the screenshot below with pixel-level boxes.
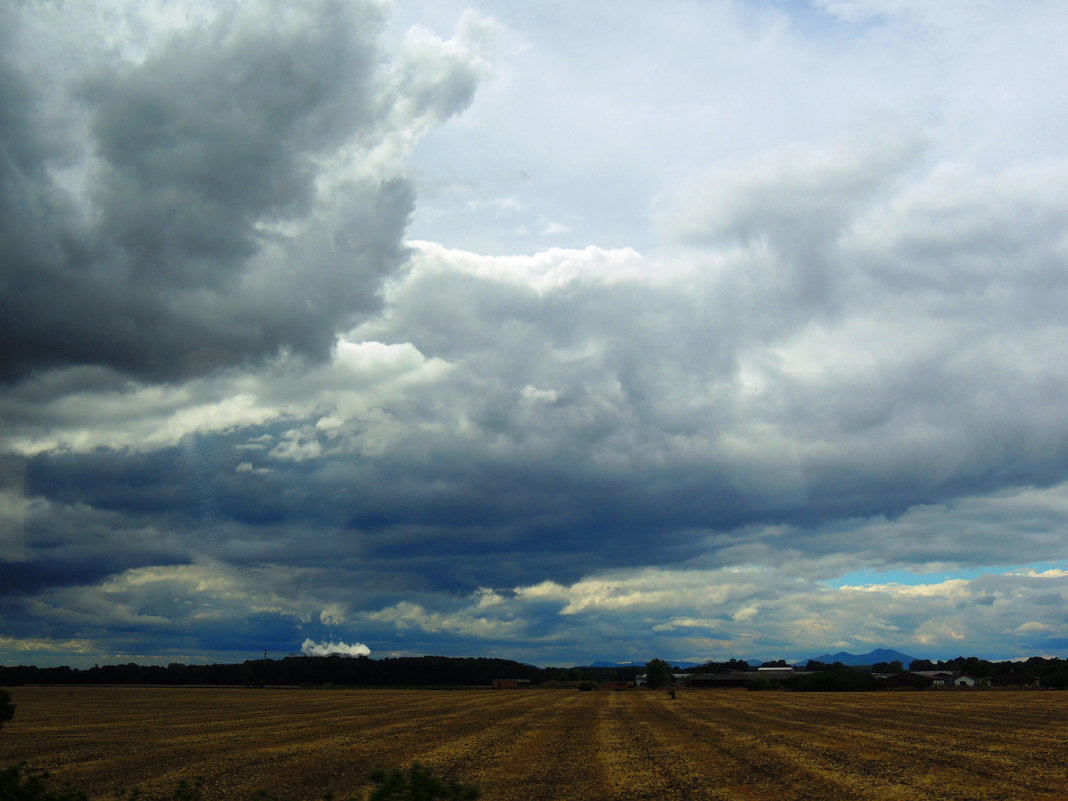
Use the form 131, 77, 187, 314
301, 638, 371, 657
347, 559, 1068, 663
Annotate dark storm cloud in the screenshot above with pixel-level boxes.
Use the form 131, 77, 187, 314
0, 0, 497, 664
0, 1, 419, 383
18, 426, 726, 594
4, 489, 188, 595
13, 137, 1068, 620
5, 0, 1068, 667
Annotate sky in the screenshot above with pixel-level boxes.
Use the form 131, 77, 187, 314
2, 0, 1068, 669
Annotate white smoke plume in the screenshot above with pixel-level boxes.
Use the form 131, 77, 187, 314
301, 638, 371, 657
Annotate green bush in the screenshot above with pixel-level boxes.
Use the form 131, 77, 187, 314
781, 669, 881, 692
746, 675, 780, 691
0, 765, 207, 801
0, 690, 13, 730
125, 778, 207, 801
0, 764, 87, 801
365, 764, 479, 801
0, 764, 478, 801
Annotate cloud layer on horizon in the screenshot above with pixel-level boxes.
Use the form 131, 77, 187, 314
2, 0, 1068, 667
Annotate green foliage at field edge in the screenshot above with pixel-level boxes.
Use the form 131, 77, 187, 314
0, 764, 87, 801
0, 690, 13, 729
366, 764, 479, 800
644, 658, 673, 689
0, 764, 479, 801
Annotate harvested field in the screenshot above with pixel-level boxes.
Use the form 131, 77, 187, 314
2, 686, 1067, 800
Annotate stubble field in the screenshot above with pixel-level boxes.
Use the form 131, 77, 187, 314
1, 686, 1067, 801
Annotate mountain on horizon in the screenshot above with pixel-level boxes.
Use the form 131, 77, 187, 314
586, 650, 919, 670
584, 659, 702, 669
797, 647, 919, 667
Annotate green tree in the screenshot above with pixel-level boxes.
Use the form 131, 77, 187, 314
0, 690, 13, 729
366, 763, 479, 800
746, 675, 779, 691
872, 660, 903, 673
0, 764, 87, 801
644, 658, 673, 689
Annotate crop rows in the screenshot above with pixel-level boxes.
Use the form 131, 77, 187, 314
2, 686, 1067, 800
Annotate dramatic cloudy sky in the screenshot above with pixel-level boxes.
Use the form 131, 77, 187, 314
3, 0, 1068, 668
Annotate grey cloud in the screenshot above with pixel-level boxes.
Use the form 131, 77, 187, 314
9, 423, 1068, 663
0, 1, 478, 383
346, 166, 1068, 571
6, 0, 1068, 666
655, 131, 925, 323
12, 138, 1068, 615
662, 133, 920, 250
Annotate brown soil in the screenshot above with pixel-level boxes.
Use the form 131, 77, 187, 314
2, 686, 1066, 801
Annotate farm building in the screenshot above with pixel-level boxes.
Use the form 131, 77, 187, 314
908, 670, 983, 687
635, 673, 686, 686
989, 673, 1041, 688
491, 678, 531, 689
753, 668, 797, 680
891, 670, 985, 687
685, 671, 753, 688
684, 668, 814, 688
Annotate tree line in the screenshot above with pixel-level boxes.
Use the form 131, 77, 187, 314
698, 655, 1068, 691
0, 655, 640, 688
2, 654, 1067, 689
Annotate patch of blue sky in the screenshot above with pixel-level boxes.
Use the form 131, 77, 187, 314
823, 561, 1068, 589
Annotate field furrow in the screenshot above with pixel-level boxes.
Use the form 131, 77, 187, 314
639, 692, 873, 801
671, 692, 1068, 801
471, 692, 605, 801
4, 686, 1068, 801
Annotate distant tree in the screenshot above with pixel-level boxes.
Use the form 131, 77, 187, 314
909, 659, 935, 671
805, 660, 827, 672
1041, 665, 1068, 689
645, 658, 673, 689
946, 656, 995, 677
783, 669, 880, 692
746, 675, 780, 691
872, 660, 903, 673
761, 659, 789, 667
688, 658, 751, 674
0, 690, 12, 729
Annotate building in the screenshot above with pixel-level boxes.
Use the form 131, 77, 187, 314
491, 678, 530, 689
685, 671, 754, 688
906, 670, 984, 687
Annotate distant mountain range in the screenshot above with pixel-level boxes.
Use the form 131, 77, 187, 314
585, 660, 702, 669
586, 648, 919, 671
796, 648, 919, 667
